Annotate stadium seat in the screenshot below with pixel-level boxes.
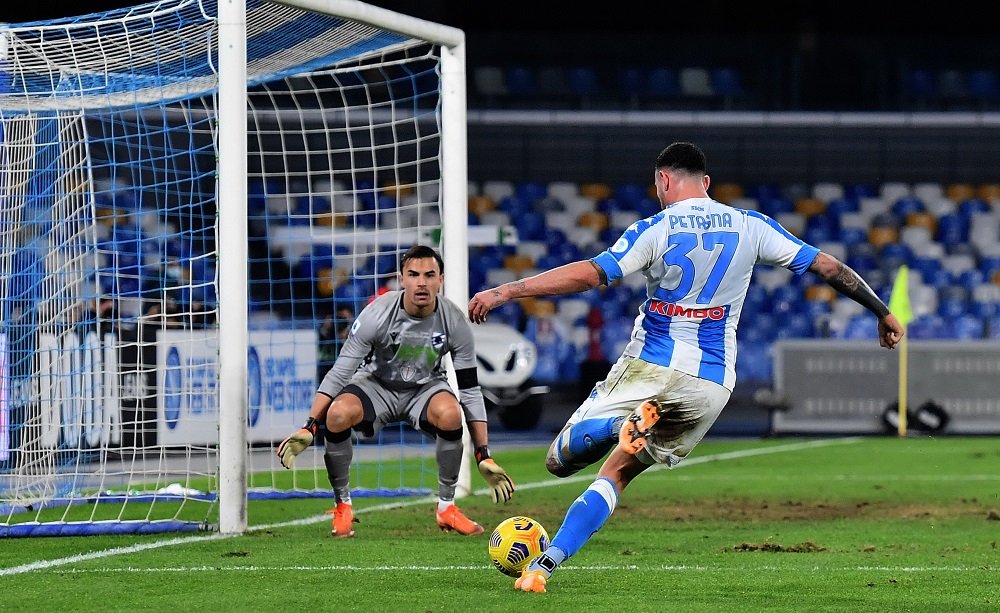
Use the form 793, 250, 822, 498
546, 181, 579, 202
967, 69, 1000, 108
498, 195, 530, 218
795, 197, 827, 217
710, 67, 744, 108
514, 211, 546, 241
811, 182, 844, 202
579, 182, 612, 200
936, 68, 969, 102
567, 66, 605, 105
577, 211, 609, 232
976, 183, 1000, 202
950, 314, 985, 339
946, 183, 976, 202
618, 66, 646, 107
482, 180, 515, 203
711, 182, 745, 204
912, 182, 945, 203
905, 69, 936, 108
505, 66, 540, 99
468, 194, 496, 217
536, 65, 572, 101
867, 227, 898, 250
646, 67, 680, 101
472, 66, 509, 106
680, 67, 713, 97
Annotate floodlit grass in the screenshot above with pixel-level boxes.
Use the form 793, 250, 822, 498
2, 437, 999, 613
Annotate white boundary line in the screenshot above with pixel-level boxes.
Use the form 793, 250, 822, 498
1, 437, 863, 576
45, 563, 986, 573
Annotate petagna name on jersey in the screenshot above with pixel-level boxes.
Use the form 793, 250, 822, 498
648, 299, 727, 320
666, 211, 734, 230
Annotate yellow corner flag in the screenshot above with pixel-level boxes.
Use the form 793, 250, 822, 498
888, 265, 913, 328
888, 265, 912, 437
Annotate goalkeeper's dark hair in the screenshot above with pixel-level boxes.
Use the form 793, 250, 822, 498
655, 142, 707, 176
400, 244, 445, 274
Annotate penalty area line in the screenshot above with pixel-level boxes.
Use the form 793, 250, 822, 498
0, 437, 861, 576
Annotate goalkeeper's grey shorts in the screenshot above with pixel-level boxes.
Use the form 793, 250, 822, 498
564, 355, 731, 467
341, 371, 456, 439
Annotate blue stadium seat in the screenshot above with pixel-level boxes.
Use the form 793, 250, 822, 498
735, 339, 772, 384
958, 198, 991, 218
646, 67, 680, 99
636, 198, 662, 218
825, 197, 860, 218
906, 69, 936, 106
514, 211, 546, 241
892, 196, 925, 218
618, 67, 646, 104
515, 181, 547, 206
567, 66, 604, 99
613, 182, 647, 210
843, 313, 879, 340
949, 314, 985, 339
711, 67, 744, 96
967, 69, 1000, 107
761, 197, 794, 217
936, 213, 969, 246
505, 66, 540, 98
989, 316, 1000, 340
843, 183, 877, 200
498, 195, 530, 218
937, 297, 968, 319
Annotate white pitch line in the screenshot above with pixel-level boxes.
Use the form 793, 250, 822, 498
0, 437, 861, 577
38, 563, 988, 574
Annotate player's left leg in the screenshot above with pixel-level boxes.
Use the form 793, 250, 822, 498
516, 446, 650, 592
418, 388, 484, 536
546, 357, 659, 478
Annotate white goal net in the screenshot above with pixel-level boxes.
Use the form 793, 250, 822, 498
0, 0, 469, 537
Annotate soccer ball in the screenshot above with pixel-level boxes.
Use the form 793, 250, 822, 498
488, 515, 549, 577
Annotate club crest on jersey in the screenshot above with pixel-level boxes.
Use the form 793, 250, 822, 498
432, 332, 446, 349
400, 365, 416, 381
648, 299, 727, 320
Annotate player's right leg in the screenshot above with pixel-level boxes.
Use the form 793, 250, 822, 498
518, 447, 651, 592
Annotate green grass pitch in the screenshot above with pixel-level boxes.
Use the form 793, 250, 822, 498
2, 436, 998, 612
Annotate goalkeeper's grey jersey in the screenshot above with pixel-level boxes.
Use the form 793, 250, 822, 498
317, 290, 487, 421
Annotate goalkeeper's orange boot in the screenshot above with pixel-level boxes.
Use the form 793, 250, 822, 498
514, 570, 548, 593
329, 502, 356, 538
619, 399, 662, 455
435, 504, 484, 536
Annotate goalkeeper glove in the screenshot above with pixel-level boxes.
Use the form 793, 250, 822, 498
475, 446, 514, 504
277, 417, 318, 469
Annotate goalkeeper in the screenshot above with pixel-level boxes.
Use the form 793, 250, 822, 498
277, 245, 514, 538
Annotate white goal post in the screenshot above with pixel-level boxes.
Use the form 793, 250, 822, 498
0, 0, 470, 537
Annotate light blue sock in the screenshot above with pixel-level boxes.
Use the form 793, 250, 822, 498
526, 477, 619, 577
555, 416, 626, 467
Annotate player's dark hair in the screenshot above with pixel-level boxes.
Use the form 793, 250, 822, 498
399, 244, 445, 274
654, 142, 707, 176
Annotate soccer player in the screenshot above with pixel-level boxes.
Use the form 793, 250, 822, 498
468, 142, 905, 591
278, 245, 514, 538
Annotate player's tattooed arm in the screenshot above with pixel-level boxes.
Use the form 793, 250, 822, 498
809, 252, 891, 318
490, 281, 526, 309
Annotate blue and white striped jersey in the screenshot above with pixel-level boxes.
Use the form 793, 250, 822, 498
592, 197, 820, 390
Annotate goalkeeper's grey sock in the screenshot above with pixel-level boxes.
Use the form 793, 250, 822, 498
434, 427, 464, 502
323, 433, 354, 503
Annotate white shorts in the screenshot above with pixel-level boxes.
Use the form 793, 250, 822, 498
568, 355, 731, 467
